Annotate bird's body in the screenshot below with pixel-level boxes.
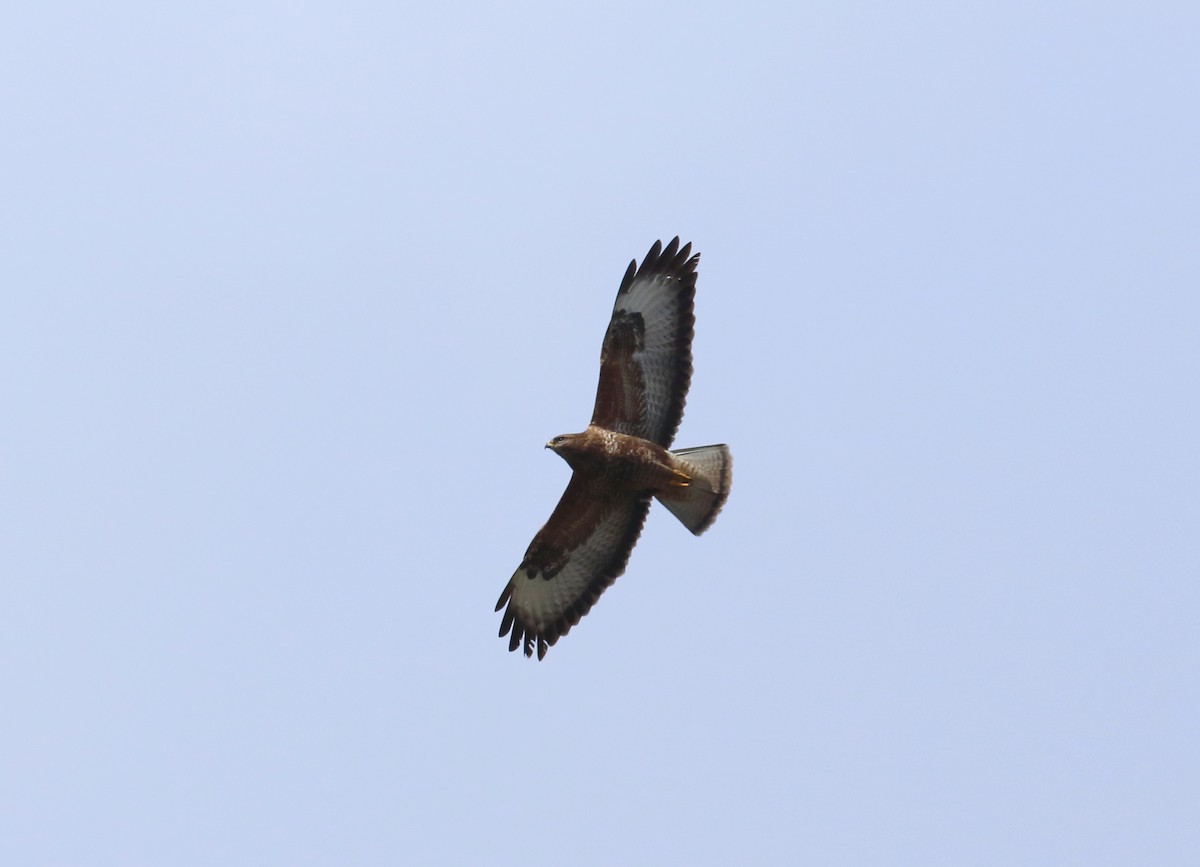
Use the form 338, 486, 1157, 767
495, 238, 731, 659
548, 427, 683, 490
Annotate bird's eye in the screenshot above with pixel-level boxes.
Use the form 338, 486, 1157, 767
553, 436, 566, 444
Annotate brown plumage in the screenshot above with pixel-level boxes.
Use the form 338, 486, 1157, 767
495, 238, 732, 659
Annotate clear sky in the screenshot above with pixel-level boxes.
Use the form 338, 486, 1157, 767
2, 2, 1197, 864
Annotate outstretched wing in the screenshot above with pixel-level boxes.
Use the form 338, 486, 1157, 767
590, 237, 698, 447
495, 474, 652, 660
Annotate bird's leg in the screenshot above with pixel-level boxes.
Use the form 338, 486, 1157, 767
668, 467, 691, 487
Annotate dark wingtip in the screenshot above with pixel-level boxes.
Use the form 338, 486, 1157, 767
618, 259, 638, 293
494, 584, 511, 612
498, 603, 515, 637
640, 237, 699, 278
622, 238, 700, 292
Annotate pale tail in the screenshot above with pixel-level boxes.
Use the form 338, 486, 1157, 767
655, 444, 732, 535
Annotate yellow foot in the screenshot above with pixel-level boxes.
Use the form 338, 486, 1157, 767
670, 469, 691, 486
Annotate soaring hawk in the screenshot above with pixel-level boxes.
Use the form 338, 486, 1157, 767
495, 238, 732, 659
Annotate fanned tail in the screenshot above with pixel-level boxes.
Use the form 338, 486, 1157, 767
655, 444, 732, 535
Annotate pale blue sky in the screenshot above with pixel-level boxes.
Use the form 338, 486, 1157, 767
2, 2, 1197, 864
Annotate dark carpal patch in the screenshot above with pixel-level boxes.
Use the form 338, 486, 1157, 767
594, 310, 649, 431
603, 309, 645, 356
521, 540, 567, 580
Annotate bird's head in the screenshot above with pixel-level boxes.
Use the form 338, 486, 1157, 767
545, 432, 586, 467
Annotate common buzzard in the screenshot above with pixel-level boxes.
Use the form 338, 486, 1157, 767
495, 238, 732, 659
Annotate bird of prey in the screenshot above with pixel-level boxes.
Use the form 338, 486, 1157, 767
495, 237, 732, 659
